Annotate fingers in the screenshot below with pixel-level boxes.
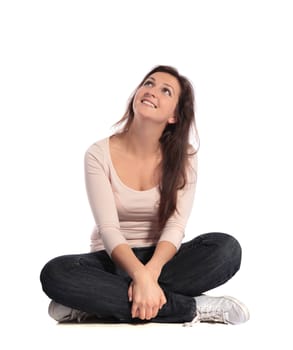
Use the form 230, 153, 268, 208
131, 302, 163, 320
131, 302, 147, 320
146, 305, 156, 320
131, 303, 139, 319
131, 305, 156, 320
129, 282, 167, 320
151, 306, 160, 319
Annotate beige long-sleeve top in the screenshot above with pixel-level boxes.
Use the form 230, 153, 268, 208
84, 137, 197, 255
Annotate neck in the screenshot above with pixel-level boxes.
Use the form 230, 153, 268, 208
123, 120, 164, 159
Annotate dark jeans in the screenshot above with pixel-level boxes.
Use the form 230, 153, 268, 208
40, 232, 242, 323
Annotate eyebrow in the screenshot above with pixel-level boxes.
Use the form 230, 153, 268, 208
147, 76, 175, 94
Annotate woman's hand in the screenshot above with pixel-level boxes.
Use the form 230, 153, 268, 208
111, 242, 175, 321
128, 269, 167, 320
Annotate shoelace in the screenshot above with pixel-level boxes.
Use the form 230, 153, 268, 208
183, 310, 229, 327
183, 314, 200, 327
69, 309, 91, 323
77, 312, 92, 323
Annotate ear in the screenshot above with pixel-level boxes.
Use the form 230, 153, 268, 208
167, 115, 177, 124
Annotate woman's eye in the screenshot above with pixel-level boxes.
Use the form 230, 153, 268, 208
162, 87, 171, 96
144, 80, 153, 87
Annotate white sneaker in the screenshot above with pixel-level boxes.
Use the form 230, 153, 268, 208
184, 295, 250, 326
48, 300, 94, 323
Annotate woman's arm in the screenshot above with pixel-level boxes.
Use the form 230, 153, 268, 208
111, 243, 167, 320
84, 145, 128, 253
145, 241, 177, 280
112, 242, 176, 321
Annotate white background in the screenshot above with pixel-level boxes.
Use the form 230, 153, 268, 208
0, 0, 292, 349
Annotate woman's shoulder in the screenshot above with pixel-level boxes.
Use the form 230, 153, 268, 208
84, 137, 111, 168
86, 136, 109, 154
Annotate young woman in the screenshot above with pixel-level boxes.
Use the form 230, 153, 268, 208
40, 65, 249, 325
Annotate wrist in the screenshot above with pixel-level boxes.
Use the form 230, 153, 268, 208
145, 261, 162, 281
131, 265, 148, 282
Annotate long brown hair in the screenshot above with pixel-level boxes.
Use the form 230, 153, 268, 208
113, 65, 199, 231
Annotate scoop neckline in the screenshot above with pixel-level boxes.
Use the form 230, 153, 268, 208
106, 136, 158, 194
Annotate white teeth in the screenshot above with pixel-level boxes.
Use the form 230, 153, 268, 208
142, 100, 156, 108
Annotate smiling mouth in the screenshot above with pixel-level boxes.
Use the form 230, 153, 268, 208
141, 99, 157, 109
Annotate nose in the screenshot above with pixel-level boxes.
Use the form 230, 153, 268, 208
144, 90, 156, 98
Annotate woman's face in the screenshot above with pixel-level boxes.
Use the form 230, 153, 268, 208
133, 72, 181, 125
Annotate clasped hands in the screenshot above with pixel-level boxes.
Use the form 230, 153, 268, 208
128, 266, 167, 320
